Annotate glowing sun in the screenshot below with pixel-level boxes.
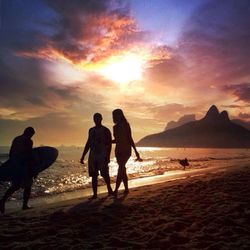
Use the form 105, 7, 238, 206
99, 54, 144, 84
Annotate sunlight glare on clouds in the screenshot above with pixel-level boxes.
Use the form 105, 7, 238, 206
42, 60, 87, 85
97, 53, 145, 84
42, 52, 148, 87
0, 108, 17, 118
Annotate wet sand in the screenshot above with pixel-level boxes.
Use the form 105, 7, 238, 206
1, 165, 250, 249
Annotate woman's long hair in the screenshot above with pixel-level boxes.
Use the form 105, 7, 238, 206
112, 109, 128, 125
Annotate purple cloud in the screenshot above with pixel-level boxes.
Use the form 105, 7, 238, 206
222, 83, 250, 103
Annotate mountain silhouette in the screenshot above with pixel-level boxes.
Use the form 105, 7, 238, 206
137, 105, 250, 148
232, 119, 250, 130
164, 114, 196, 131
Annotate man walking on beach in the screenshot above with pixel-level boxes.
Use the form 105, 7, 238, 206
0, 127, 35, 214
80, 113, 113, 199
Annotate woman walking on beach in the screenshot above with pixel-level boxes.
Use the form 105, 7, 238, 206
112, 109, 142, 196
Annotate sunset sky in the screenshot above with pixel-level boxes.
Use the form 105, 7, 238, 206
0, 0, 250, 146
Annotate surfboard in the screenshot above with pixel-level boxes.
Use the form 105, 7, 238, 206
0, 146, 58, 181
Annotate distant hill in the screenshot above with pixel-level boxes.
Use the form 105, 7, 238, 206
232, 119, 250, 130
137, 105, 250, 148
164, 114, 196, 131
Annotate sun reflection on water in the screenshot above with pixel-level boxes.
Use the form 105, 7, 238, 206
2, 147, 249, 200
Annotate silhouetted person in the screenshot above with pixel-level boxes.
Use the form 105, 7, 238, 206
179, 158, 189, 170
112, 109, 142, 196
80, 113, 113, 199
0, 127, 35, 214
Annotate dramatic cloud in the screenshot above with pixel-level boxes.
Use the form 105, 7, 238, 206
238, 112, 250, 120
141, 0, 250, 110
1, 0, 250, 145
0, 53, 84, 119
179, 0, 250, 85
4, 0, 149, 65
145, 50, 185, 87
221, 105, 247, 109
222, 83, 250, 103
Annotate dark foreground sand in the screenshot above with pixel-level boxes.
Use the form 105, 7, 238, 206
1, 166, 250, 250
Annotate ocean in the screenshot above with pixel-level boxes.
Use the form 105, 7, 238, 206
0, 146, 250, 201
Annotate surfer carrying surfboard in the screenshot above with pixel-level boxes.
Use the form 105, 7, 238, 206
80, 113, 113, 199
0, 127, 35, 214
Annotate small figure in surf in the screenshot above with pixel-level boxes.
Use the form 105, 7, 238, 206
112, 109, 142, 196
80, 113, 113, 199
179, 158, 189, 170
0, 127, 36, 214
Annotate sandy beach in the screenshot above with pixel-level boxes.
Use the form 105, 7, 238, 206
1, 165, 250, 249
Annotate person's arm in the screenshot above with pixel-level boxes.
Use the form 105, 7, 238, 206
112, 126, 116, 144
128, 124, 142, 161
80, 130, 91, 164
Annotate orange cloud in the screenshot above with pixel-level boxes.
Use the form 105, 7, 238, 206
15, 2, 170, 77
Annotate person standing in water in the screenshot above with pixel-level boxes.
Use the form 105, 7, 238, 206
80, 113, 113, 199
0, 127, 35, 214
112, 109, 142, 196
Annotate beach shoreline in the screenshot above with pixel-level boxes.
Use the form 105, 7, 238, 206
1, 164, 250, 249
1, 147, 249, 203
4, 159, 247, 213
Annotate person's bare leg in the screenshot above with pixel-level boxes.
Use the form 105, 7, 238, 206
22, 178, 33, 210
120, 158, 129, 194
0, 185, 20, 214
22, 177, 33, 210
103, 175, 113, 195
119, 166, 129, 194
22, 188, 31, 210
114, 166, 123, 195
91, 176, 98, 199
122, 167, 129, 194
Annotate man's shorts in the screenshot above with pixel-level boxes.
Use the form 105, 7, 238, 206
88, 158, 109, 178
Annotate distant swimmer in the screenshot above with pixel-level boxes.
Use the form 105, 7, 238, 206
0, 127, 36, 214
179, 158, 189, 170
80, 113, 113, 199
112, 109, 142, 196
